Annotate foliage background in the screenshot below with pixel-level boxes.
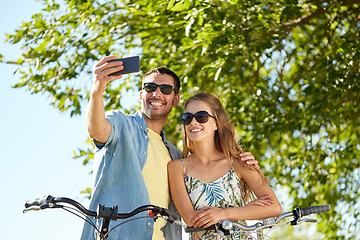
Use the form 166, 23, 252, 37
1, 0, 359, 239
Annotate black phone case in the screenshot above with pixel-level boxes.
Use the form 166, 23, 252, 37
108, 56, 140, 76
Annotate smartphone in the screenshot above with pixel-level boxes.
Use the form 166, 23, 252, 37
108, 56, 141, 76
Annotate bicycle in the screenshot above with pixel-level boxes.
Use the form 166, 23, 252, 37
23, 195, 331, 240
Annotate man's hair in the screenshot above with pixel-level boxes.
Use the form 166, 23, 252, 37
143, 67, 180, 94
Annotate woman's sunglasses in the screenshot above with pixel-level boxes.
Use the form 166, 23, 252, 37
181, 111, 216, 125
142, 83, 177, 95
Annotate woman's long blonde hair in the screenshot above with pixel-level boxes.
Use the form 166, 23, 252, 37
182, 92, 267, 203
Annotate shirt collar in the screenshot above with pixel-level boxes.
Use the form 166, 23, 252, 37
134, 111, 168, 143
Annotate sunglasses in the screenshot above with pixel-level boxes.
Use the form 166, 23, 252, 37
181, 111, 216, 125
142, 83, 177, 95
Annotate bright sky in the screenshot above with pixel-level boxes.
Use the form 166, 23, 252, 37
0, 1, 92, 239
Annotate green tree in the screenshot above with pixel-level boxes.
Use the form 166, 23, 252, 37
2, 0, 359, 239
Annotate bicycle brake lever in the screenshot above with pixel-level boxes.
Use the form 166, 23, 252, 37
23, 207, 42, 213
287, 218, 318, 226
298, 218, 318, 224
23, 202, 59, 213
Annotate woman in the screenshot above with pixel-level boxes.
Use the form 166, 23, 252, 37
168, 93, 282, 239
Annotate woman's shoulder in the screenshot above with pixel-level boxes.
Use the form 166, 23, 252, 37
232, 156, 248, 170
233, 156, 263, 176
168, 159, 187, 179
233, 157, 267, 188
169, 157, 191, 170
168, 158, 184, 169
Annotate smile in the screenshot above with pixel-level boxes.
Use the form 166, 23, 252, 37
149, 100, 165, 107
190, 128, 202, 133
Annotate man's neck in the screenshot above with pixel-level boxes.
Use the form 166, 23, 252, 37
143, 114, 166, 135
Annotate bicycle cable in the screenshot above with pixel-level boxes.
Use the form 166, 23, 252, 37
104, 216, 153, 238
60, 205, 100, 233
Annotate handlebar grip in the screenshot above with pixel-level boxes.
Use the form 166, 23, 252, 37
25, 195, 53, 208
300, 204, 331, 216
185, 225, 216, 233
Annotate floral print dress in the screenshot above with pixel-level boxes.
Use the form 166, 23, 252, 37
181, 159, 250, 240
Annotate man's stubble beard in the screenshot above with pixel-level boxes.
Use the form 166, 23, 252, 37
142, 98, 175, 121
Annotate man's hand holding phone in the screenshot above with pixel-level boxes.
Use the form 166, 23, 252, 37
92, 56, 140, 96
108, 56, 140, 76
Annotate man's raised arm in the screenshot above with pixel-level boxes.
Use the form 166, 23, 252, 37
86, 56, 124, 143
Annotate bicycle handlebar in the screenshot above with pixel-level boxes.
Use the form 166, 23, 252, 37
24, 195, 180, 223
25, 195, 97, 217
24, 195, 183, 240
24, 195, 331, 239
25, 195, 51, 208
297, 205, 331, 217
185, 204, 331, 233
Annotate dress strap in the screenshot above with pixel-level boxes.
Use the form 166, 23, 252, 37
180, 159, 187, 176
180, 158, 185, 167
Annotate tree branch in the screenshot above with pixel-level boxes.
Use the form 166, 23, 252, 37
280, 5, 327, 32
279, 0, 358, 32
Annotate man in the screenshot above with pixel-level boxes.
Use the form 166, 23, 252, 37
81, 56, 259, 240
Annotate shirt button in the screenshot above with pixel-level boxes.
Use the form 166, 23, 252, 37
144, 152, 147, 155
148, 222, 151, 226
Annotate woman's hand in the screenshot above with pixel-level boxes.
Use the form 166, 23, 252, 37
191, 206, 225, 228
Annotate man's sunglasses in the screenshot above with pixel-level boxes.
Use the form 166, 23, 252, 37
142, 83, 177, 95
181, 111, 216, 125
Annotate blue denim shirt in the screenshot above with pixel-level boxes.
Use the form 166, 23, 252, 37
81, 110, 182, 240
